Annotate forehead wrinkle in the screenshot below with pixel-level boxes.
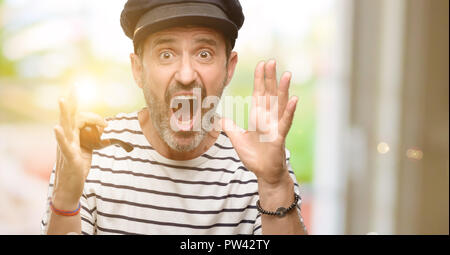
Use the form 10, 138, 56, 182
193, 37, 217, 47
148, 26, 222, 46
151, 35, 219, 48
151, 37, 177, 48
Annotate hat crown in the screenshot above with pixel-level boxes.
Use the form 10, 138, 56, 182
120, 0, 244, 40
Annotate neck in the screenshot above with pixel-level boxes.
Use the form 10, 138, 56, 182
138, 108, 220, 160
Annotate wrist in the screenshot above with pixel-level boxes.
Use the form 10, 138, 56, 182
257, 193, 299, 218
257, 172, 295, 212
52, 190, 81, 212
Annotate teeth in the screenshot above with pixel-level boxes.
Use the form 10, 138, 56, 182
172, 95, 196, 100
180, 119, 192, 124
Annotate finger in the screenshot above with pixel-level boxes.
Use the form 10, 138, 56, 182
54, 125, 74, 160
77, 112, 107, 129
55, 145, 61, 171
255, 104, 273, 133
252, 61, 265, 97
221, 117, 247, 146
277, 72, 291, 119
278, 96, 298, 138
54, 145, 61, 187
264, 59, 277, 96
59, 97, 73, 142
67, 84, 78, 130
56, 144, 64, 170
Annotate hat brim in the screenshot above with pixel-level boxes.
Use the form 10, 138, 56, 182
133, 3, 238, 51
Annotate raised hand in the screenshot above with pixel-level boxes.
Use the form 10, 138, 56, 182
221, 60, 298, 188
52, 87, 107, 211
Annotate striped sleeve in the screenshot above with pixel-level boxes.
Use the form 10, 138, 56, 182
79, 188, 96, 235
40, 164, 56, 235
40, 164, 96, 235
253, 212, 262, 235
290, 162, 307, 234
252, 148, 306, 235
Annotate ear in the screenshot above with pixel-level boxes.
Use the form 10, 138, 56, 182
130, 53, 143, 88
224, 51, 238, 87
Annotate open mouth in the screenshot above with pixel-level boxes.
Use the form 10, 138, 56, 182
170, 94, 201, 132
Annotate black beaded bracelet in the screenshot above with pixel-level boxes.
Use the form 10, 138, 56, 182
256, 193, 300, 218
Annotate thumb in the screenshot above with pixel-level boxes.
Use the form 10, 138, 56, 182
221, 117, 247, 145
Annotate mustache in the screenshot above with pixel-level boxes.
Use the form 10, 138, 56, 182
164, 82, 207, 105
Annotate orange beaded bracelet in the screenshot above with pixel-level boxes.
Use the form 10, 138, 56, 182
50, 201, 81, 216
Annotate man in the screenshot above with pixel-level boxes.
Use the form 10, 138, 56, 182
42, 0, 307, 235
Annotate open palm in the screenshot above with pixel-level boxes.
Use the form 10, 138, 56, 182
222, 60, 298, 185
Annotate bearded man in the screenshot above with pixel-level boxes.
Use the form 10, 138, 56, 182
42, 0, 306, 235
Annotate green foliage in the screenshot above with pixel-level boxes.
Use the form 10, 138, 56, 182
285, 79, 316, 183
0, 20, 16, 77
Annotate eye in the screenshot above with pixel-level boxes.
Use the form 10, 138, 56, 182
198, 50, 212, 60
159, 51, 174, 61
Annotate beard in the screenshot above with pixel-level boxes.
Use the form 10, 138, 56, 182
141, 72, 227, 152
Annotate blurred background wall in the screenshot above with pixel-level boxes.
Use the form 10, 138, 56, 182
343, 0, 449, 235
0, 0, 448, 234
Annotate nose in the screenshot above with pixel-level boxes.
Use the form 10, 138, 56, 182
175, 55, 198, 86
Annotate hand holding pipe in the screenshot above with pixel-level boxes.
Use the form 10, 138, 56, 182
79, 124, 133, 152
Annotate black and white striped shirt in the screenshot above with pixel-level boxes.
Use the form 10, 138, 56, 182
41, 111, 303, 235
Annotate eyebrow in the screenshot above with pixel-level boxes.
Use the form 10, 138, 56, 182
151, 37, 218, 48
194, 38, 217, 47
152, 37, 176, 48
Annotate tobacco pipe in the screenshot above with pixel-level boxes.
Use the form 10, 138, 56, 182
79, 124, 133, 152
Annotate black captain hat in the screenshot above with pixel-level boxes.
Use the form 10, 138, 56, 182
120, 0, 245, 52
